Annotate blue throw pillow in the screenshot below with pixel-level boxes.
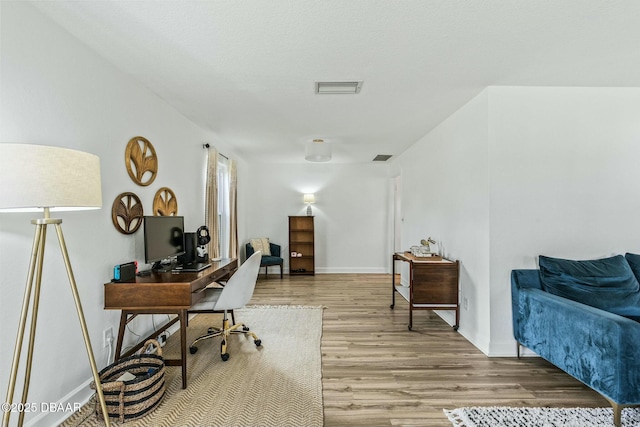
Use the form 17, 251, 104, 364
625, 253, 640, 282
539, 254, 640, 310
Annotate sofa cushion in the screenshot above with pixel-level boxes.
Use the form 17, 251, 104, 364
625, 253, 640, 282
539, 255, 640, 310
260, 255, 283, 267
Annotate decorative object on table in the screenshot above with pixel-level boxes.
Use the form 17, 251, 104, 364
111, 192, 144, 234
90, 339, 165, 423
305, 138, 331, 162
421, 237, 439, 255
0, 143, 111, 427
411, 237, 439, 257
445, 406, 640, 427
196, 225, 211, 262
304, 193, 315, 215
153, 187, 178, 216
125, 136, 158, 186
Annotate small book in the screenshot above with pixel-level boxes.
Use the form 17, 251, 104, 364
115, 371, 136, 382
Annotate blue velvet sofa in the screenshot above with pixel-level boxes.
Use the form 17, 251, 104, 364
511, 253, 640, 427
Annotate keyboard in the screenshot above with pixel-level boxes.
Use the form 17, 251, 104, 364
173, 262, 211, 273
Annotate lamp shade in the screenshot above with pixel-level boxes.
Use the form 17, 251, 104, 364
303, 194, 315, 204
305, 139, 331, 162
0, 143, 102, 212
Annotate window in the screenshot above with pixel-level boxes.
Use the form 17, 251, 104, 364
217, 157, 231, 259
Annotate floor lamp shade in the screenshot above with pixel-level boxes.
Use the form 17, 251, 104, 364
0, 143, 110, 426
0, 143, 102, 212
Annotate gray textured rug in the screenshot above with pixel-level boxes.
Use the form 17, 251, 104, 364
445, 406, 640, 427
61, 305, 324, 427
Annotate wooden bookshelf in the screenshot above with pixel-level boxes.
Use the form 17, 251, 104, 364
289, 216, 314, 275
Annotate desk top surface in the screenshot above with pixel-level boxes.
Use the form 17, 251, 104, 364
108, 258, 237, 286
394, 252, 454, 263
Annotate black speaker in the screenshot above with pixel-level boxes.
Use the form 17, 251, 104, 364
178, 232, 196, 265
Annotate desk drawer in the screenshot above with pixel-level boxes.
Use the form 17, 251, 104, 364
189, 260, 238, 293
189, 260, 238, 304
105, 282, 192, 309
411, 264, 458, 304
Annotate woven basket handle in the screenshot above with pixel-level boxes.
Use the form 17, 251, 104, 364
142, 339, 163, 357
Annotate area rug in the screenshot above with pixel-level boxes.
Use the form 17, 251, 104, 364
445, 406, 640, 427
62, 305, 324, 427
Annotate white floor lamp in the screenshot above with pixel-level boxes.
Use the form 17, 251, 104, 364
0, 144, 110, 427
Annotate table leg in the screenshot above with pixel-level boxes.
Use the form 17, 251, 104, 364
114, 311, 128, 361
179, 310, 187, 389
408, 304, 413, 331
390, 255, 396, 309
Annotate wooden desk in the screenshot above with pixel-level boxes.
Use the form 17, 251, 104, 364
104, 258, 237, 389
391, 252, 459, 331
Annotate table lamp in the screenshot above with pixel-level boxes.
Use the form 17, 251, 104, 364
304, 194, 315, 216
0, 143, 110, 427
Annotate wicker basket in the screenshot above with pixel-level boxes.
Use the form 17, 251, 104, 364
90, 339, 166, 423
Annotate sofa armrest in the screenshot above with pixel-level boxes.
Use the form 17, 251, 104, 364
512, 270, 640, 404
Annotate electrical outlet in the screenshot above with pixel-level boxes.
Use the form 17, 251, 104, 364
158, 332, 169, 347
103, 327, 113, 348
463, 297, 469, 311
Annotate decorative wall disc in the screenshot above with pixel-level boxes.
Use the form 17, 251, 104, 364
111, 192, 144, 234
153, 187, 178, 216
125, 136, 158, 186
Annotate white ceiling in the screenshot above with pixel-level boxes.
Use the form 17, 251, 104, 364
30, 1, 640, 164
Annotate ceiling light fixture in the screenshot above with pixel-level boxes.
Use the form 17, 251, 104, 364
315, 81, 363, 94
305, 139, 332, 162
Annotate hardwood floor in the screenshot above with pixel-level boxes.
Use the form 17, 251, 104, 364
250, 273, 607, 427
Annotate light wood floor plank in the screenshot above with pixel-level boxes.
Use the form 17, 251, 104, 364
250, 273, 607, 427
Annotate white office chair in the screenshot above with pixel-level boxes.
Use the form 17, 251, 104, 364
189, 251, 262, 361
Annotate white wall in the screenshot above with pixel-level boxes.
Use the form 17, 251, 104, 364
488, 86, 640, 354
0, 3, 242, 426
391, 86, 640, 356
243, 162, 390, 273
389, 90, 492, 348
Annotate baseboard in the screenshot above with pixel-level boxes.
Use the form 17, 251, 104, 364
26, 379, 93, 427
306, 267, 388, 274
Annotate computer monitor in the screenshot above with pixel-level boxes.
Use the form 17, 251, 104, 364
143, 215, 185, 270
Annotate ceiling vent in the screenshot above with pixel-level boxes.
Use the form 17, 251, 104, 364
373, 154, 392, 162
315, 81, 363, 94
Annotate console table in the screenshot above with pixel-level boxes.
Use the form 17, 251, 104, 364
103, 258, 237, 389
391, 252, 459, 331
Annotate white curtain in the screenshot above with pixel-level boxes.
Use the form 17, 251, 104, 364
205, 147, 220, 260
229, 159, 238, 258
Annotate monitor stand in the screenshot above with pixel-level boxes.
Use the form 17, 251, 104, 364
152, 260, 177, 273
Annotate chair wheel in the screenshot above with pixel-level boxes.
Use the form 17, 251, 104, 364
207, 327, 215, 333
254, 339, 262, 347
189, 346, 198, 354
243, 325, 250, 331
221, 353, 230, 361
